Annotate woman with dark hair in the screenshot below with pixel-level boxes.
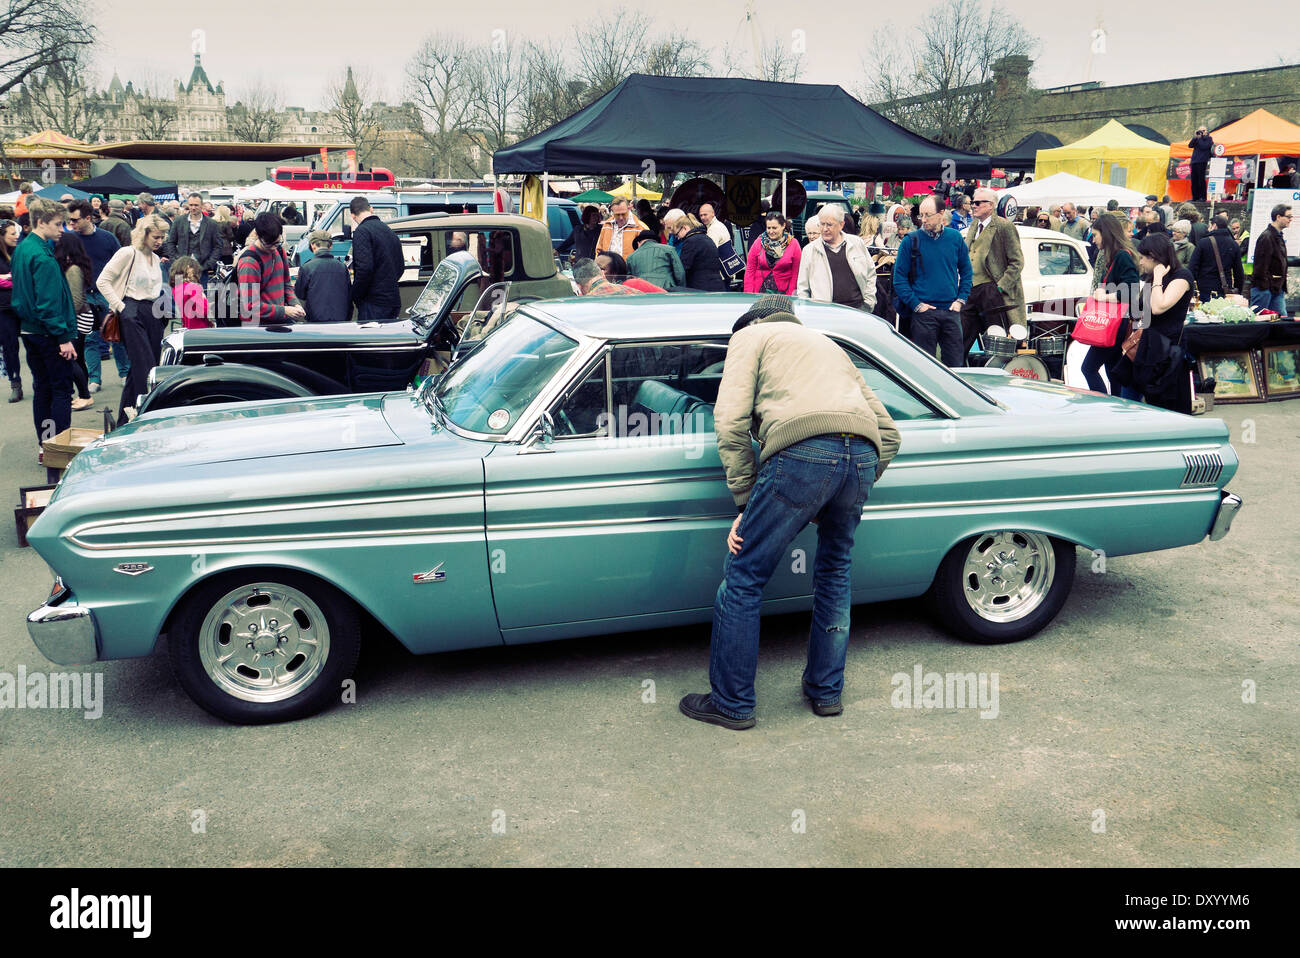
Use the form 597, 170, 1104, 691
557, 205, 603, 262
596, 249, 664, 292
1128, 232, 1193, 414
744, 211, 801, 295
1081, 214, 1141, 396
53, 230, 97, 410
0, 219, 22, 401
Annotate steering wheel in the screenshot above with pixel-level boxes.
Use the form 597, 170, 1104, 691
557, 408, 578, 435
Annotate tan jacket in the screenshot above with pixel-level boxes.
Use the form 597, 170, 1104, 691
595, 214, 648, 260
965, 215, 1026, 326
714, 313, 902, 507
796, 234, 877, 308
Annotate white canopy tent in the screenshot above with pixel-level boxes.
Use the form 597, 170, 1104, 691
231, 180, 296, 202
1001, 172, 1149, 208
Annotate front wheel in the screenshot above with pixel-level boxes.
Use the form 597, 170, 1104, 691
169, 572, 361, 724
927, 531, 1075, 643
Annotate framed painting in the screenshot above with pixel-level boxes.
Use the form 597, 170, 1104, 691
1197, 351, 1262, 403
1262, 345, 1300, 400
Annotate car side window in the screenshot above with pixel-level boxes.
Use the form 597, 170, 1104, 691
1038, 242, 1087, 276
552, 358, 609, 438
835, 342, 942, 421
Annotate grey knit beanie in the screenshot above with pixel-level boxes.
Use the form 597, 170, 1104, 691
733, 294, 797, 333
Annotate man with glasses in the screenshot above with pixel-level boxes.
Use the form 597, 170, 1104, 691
892, 194, 972, 367
67, 200, 128, 392
1250, 204, 1292, 316
961, 188, 1025, 361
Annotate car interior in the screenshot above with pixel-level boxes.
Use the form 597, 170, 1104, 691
551, 338, 941, 440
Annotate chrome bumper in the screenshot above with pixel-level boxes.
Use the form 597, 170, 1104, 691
1209, 492, 1242, 542
27, 585, 99, 665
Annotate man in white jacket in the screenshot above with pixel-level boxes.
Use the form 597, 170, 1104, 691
796, 204, 876, 310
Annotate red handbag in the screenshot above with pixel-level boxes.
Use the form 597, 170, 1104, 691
1071, 260, 1127, 348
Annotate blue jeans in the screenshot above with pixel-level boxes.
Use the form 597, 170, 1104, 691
85, 322, 130, 385
708, 435, 879, 718
1249, 289, 1286, 316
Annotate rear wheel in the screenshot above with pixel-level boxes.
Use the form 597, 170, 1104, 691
169, 572, 360, 724
927, 531, 1075, 643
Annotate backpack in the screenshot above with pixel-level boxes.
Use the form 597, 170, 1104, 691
214, 251, 255, 327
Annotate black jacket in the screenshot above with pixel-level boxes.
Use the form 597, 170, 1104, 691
557, 223, 600, 260
1188, 228, 1245, 299
162, 214, 222, 272
350, 215, 404, 321
293, 251, 352, 323
1252, 224, 1289, 293
1188, 135, 1214, 165
677, 227, 727, 292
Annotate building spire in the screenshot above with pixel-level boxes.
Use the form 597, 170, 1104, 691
344, 66, 359, 103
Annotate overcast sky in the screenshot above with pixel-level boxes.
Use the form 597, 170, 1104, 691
91, 0, 1296, 111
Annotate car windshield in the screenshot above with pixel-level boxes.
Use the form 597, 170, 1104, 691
434, 313, 580, 435
409, 256, 467, 330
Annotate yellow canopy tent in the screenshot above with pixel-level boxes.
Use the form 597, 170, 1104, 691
609, 180, 662, 201
1034, 120, 1169, 197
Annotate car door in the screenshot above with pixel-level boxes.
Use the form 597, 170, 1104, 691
483, 340, 760, 640
1032, 238, 1091, 316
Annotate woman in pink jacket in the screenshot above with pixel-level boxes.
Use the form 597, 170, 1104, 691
745, 212, 801, 295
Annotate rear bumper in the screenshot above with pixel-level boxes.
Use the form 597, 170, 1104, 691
27, 581, 99, 665
1209, 491, 1242, 542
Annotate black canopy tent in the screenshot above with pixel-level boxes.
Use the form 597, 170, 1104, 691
991, 132, 1063, 172
493, 74, 992, 184
1122, 123, 1169, 145
68, 162, 178, 202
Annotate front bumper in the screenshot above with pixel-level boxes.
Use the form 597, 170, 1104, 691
27, 581, 99, 665
1209, 492, 1243, 542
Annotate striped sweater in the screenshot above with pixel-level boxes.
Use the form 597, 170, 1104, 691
236, 244, 298, 324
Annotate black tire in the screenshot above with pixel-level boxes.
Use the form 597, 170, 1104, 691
169, 571, 361, 724
926, 532, 1075, 644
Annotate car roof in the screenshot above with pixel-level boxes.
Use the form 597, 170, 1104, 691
523, 293, 898, 346
386, 211, 554, 232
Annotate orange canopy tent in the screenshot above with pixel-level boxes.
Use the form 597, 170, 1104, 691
1166, 109, 1300, 201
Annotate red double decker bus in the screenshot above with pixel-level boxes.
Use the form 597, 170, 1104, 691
270, 166, 396, 191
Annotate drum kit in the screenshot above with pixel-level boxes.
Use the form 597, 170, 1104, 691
979, 322, 1069, 383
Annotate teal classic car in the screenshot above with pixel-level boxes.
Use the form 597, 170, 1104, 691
26, 295, 1242, 723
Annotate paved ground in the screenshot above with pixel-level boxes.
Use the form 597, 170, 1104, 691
0, 366, 1295, 867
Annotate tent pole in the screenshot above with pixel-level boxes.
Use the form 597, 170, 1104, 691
542, 171, 549, 221
781, 169, 787, 219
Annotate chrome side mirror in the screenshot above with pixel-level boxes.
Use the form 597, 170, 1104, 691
521, 410, 555, 454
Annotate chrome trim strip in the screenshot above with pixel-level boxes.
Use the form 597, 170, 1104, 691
491, 514, 733, 532
488, 472, 721, 497
859, 486, 1212, 513
203, 344, 425, 355
888, 442, 1224, 469
68, 524, 483, 552
65, 488, 482, 538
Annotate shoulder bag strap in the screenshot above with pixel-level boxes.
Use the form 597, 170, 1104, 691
1209, 236, 1228, 292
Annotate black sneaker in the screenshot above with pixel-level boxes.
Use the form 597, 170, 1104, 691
803, 691, 843, 717
679, 692, 755, 730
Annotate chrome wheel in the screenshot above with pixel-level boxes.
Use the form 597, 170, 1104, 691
961, 531, 1056, 623
198, 583, 331, 704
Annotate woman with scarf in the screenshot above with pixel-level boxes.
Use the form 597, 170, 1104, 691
744, 212, 801, 295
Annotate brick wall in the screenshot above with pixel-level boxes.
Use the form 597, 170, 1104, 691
992, 64, 1300, 153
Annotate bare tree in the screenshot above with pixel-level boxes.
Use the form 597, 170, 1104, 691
573, 9, 651, 99
642, 32, 708, 78
0, 0, 93, 99
722, 35, 805, 82
326, 65, 384, 166
131, 70, 177, 141
11, 47, 101, 140
404, 32, 478, 176
517, 40, 584, 139
862, 0, 1035, 152
229, 81, 284, 142
467, 35, 528, 156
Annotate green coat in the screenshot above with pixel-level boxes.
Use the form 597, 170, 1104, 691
11, 231, 76, 341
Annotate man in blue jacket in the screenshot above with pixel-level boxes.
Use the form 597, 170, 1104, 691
11, 201, 77, 447
892, 194, 972, 367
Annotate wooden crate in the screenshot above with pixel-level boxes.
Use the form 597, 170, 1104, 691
14, 484, 56, 548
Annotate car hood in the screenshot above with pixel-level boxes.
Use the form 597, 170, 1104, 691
180, 320, 425, 352
54, 393, 412, 498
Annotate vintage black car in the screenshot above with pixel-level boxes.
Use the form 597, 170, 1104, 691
139, 249, 569, 415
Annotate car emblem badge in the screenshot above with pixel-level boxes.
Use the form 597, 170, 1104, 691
413, 562, 447, 584
114, 562, 154, 576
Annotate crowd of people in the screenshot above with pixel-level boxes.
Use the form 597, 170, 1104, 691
0, 183, 405, 458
